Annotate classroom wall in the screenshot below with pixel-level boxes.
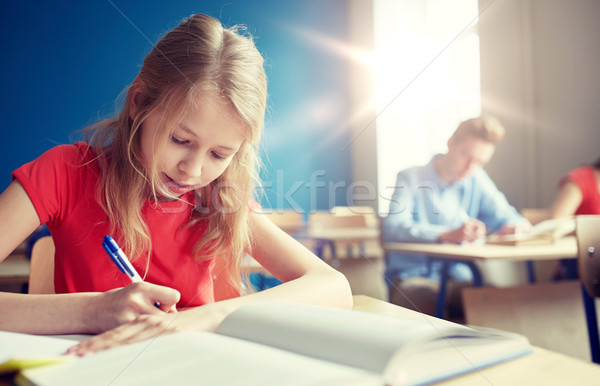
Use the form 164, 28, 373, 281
479, 0, 600, 209
349, 0, 600, 213
0, 1, 355, 212
5, 1, 594, 215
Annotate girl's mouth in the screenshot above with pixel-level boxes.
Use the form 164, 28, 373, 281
163, 173, 196, 195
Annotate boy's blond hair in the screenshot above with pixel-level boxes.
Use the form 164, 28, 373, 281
450, 116, 505, 144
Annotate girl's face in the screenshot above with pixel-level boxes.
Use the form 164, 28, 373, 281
139, 92, 246, 201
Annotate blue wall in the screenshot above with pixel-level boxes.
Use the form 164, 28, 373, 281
0, 1, 353, 212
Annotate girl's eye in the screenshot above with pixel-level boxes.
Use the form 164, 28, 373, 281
170, 135, 188, 145
211, 151, 226, 160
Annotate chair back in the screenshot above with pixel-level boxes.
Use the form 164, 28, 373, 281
576, 215, 600, 297
331, 206, 378, 228
261, 210, 305, 234
308, 211, 368, 231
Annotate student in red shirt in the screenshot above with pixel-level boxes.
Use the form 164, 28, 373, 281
0, 13, 352, 354
549, 156, 600, 280
551, 157, 600, 217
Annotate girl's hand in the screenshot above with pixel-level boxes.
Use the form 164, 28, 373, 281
69, 312, 181, 355
87, 282, 180, 334
69, 303, 226, 356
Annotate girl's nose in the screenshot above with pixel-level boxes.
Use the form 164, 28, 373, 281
179, 153, 203, 177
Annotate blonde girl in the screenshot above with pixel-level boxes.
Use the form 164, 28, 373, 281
0, 13, 352, 353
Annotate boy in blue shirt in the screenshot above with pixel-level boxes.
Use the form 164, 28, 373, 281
383, 116, 530, 316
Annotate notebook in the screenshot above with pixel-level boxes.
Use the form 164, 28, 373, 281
8, 301, 532, 386
486, 217, 575, 246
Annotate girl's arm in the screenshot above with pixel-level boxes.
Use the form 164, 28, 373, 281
0, 181, 41, 261
0, 181, 180, 334
71, 210, 353, 354
550, 181, 583, 218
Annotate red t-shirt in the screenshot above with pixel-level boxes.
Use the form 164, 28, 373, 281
12, 143, 216, 307
561, 165, 600, 215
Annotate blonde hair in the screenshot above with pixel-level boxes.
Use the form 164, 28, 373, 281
450, 116, 505, 144
85, 14, 267, 294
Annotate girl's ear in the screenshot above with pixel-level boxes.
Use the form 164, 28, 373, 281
129, 87, 146, 121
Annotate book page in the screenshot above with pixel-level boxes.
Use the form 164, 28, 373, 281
0, 332, 83, 374
17, 302, 531, 386
215, 301, 514, 374
529, 217, 575, 238
486, 217, 575, 245
383, 327, 532, 385
19, 332, 380, 386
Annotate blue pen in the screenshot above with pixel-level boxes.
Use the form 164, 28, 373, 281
103, 235, 160, 308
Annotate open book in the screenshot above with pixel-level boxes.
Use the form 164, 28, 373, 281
486, 216, 575, 246
7, 301, 532, 386
0, 333, 82, 375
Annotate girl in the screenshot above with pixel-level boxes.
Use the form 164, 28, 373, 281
0, 13, 352, 354
550, 156, 600, 218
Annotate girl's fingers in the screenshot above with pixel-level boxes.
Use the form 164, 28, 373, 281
139, 282, 181, 312
69, 313, 179, 355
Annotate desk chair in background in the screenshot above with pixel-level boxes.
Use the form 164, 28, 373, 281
308, 211, 370, 262
330, 206, 378, 228
576, 215, 600, 363
260, 210, 305, 235
308, 208, 387, 300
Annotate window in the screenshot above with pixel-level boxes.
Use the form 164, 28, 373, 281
374, 0, 481, 213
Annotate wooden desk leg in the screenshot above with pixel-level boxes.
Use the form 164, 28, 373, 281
435, 261, 450, 318
582, 284, 600, 364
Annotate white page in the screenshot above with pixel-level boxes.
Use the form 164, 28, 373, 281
0, 332, 82, 361
19, 332, 381, 386
215, 301, 484, 373
16, 302, 532, 386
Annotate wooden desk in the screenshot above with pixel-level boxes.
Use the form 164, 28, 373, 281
306, 227, 380, 242
2, 296, 598, 386
382, 238, 600, 363
353, 295, 600, 385
383, 236, 577, 262
299, 227, 381, 260
383, 237, 578, 316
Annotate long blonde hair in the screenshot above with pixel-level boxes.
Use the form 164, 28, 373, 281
85, 14, 267, 293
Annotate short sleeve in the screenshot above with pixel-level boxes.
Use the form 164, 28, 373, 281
562, 166, 593, 192
11, 143, 93, 226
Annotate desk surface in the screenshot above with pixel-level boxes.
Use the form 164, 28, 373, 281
383, 236, 577, 262
353, 295, 600, 385
298, 227, 380, 242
